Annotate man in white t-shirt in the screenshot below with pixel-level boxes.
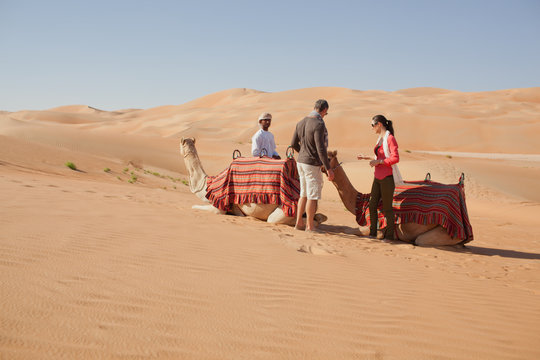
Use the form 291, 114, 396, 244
251, 112, 281, 159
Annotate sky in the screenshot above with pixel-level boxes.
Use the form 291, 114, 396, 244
1, 0, 539, 111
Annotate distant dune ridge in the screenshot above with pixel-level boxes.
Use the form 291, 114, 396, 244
2, 86, 540, 153
1, 87, 540, 359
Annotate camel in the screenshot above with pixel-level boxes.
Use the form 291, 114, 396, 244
327, 151, 464, 246
180, 137, 327, 226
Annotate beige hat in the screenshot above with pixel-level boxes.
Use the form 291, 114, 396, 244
258, 112, 272, 121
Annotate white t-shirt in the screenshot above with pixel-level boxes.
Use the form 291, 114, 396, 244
251, 129, 279, 157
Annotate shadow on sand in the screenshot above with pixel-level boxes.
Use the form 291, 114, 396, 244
318, 223, 363, 238
317, 224, 540, 260
441, 245, 540, 260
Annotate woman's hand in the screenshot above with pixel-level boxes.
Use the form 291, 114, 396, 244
369, 159, 383, 167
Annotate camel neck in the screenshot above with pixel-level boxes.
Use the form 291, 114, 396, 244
330, 163, 359, 215
184, 153, 208, 196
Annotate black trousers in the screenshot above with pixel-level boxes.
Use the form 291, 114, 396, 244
368, 175, 395, 237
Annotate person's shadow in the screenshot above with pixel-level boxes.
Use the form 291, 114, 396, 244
317, 224, 363, 239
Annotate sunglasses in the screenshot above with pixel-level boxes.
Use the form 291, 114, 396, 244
371, 122, 378, 127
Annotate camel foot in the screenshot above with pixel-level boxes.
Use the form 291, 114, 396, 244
314, 213, 328, 226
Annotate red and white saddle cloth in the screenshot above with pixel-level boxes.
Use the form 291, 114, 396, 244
356, 178, 474, 243
206, 157, 300, 217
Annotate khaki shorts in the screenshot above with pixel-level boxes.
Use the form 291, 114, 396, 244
297, 162, 324, 200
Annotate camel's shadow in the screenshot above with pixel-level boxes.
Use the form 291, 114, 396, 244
318, 224, 540, 260
439, 245, 540, 260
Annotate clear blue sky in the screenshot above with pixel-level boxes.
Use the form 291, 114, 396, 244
1, 0, 539, 111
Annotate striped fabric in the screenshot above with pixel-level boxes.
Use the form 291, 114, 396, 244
355, 179, 474, 243
206, 157, 300, 217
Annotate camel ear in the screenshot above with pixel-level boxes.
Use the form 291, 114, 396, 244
181, 137, 195, 145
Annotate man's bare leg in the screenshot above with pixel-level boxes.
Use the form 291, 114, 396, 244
295, 196, 307, 230
306, 199, 318, 231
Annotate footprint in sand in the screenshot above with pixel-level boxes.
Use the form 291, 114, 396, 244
297, 244, 338, 256
278, 233, 294, 239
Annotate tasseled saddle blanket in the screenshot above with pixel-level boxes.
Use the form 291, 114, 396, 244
356, 178, 474, 243
206, 157, 300, 217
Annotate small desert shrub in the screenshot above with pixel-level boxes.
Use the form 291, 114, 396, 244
104, 168, 111, 173
123, 167, 129, 173
405, 150, 411, 153
117, 176, 122, 181
446, 155, 453, 159
181, 180, 189, 186
65, 162, 77, 170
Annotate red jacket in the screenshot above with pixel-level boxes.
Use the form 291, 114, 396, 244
374, 134, 399, 180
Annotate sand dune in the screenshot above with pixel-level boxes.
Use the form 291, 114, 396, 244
1, 87, 540, 359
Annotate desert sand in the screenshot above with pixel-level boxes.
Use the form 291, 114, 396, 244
1, 87, 540, 359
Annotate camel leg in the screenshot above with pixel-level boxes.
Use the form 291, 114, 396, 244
396, 223, 435, 244
229, 204, 246, 217
415, 226, 462, 246
267, 207, 295, 225
395, 224, 415, 243
194, 189, 210, 203
238, 203, 275, 220
267, 208, 328, 227
192, 204, 226, 215
313, 213, 328, 226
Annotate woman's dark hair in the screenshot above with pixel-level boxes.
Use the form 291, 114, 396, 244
372, 114, 395, 136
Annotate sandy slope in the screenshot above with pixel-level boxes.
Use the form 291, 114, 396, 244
1, 87, 540, 359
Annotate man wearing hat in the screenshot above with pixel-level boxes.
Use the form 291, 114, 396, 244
251, 112, 281, 159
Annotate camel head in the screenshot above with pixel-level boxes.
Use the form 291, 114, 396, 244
180, 137, 208, 199
328, 150, 338, 169
322, 150, 339, 175
180, 137, 197, 158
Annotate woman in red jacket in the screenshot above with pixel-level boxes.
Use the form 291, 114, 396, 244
358, 115, 401, 240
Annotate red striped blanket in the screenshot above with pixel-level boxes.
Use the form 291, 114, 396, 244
206, 157, 300, 217
355, 179, 473, 243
